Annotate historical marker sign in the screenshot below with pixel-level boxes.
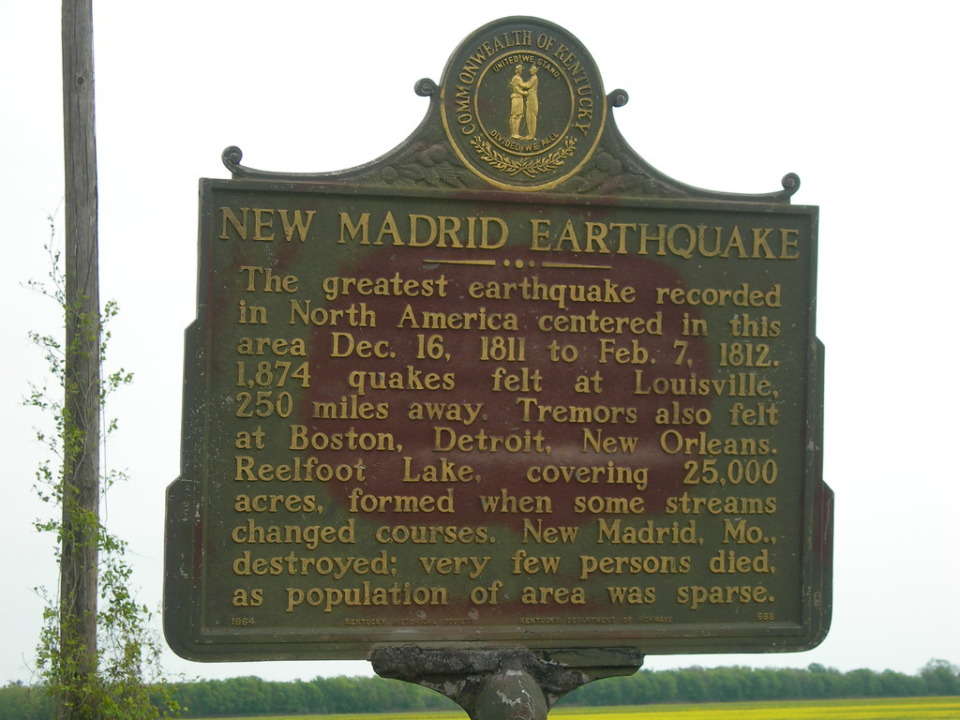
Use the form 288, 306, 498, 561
165, 17, 831, 662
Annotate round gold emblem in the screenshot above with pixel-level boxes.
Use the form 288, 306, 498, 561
440, 17, 607, 191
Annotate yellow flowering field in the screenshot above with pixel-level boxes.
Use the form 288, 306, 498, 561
216, 696, 960, 720
554, 697, 960, 719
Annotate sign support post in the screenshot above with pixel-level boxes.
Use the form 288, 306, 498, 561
372, 647, 642, 720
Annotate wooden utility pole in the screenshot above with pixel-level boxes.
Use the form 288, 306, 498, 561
61, 0, 100, 717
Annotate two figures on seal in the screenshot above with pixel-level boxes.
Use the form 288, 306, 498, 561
509, 64, 539, 140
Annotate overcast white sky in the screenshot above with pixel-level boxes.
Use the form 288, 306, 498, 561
2, 0, 958, 686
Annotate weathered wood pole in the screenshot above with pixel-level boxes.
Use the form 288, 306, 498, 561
60, 0, 100, 717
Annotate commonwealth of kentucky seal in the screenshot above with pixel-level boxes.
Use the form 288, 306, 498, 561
440, 17, 607, 191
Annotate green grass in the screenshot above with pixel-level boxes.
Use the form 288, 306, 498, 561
204, 696, 960, 720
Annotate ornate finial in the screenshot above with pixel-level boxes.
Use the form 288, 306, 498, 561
782, 172, 801, 196
609, 89, 629, 108
415, 78, 438, 97
222, 146, 243, 175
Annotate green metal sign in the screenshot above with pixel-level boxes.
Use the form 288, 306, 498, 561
165, 17, 830, 662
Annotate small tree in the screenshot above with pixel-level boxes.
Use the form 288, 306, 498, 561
27, 230, 178, 720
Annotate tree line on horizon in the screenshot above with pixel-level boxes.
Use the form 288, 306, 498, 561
0, 659, 956, 719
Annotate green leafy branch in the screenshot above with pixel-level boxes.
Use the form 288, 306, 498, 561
25, 220, 178, 719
